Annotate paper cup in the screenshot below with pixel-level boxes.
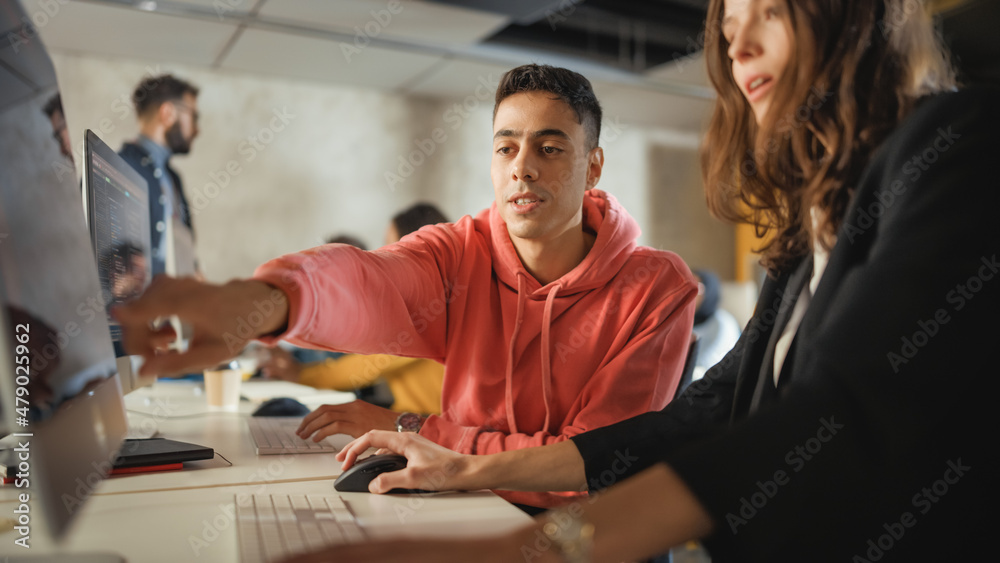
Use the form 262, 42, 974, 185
204, 368, 242, 410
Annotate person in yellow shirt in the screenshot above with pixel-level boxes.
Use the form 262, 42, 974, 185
264, 352, 443, 415
260, 203, 449, 415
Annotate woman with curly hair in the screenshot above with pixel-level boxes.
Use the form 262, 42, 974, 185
305, 1, 998, 561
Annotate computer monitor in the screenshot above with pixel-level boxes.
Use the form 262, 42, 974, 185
81, 129, 155, 394
0, 0, 127, 548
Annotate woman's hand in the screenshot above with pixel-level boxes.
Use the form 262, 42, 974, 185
336, 430, 473, 494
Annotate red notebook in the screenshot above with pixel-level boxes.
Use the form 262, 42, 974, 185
109, 463, 183, 475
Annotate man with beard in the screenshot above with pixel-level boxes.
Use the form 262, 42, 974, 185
119, 74, 199, 276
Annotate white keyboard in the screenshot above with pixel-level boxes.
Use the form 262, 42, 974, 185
247, 417, 340, 455
237, 493, 365, 563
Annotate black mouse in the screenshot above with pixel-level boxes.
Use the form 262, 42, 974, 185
334, 454, 417, 493
251, 397, 310, 417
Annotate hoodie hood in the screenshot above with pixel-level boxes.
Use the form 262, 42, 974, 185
483, 189, 640, 298
476, 188, 644, 436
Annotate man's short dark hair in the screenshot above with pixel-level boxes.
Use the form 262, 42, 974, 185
325, 234, 368, 250
392, 203, 449, 238
42, 93, 63, 118
132, 74, 199, 117
493, 64, 602, 150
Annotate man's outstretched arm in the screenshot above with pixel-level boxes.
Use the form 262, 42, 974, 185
115, 277, 288, 376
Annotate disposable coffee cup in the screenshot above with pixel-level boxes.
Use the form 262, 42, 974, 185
204, 360, 242, 411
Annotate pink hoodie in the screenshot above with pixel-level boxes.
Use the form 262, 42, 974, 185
254, 190, 697, 508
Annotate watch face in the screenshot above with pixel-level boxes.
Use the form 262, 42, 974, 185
397, 413, 423, 432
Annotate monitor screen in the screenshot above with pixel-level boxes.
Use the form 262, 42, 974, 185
0, 0, 127, 541
82, 130, 152, 347
82, 129, 156, 394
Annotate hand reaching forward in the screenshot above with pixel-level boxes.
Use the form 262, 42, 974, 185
113, 276, 289, 377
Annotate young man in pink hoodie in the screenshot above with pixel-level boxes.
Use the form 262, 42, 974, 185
117, 64, 697, 509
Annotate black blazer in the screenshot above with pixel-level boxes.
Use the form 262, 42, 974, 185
572, 87, 999, 562
118, 141, 194, 276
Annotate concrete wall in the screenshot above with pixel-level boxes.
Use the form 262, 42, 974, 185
648, 143, 735, 279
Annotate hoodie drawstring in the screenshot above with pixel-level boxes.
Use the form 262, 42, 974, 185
540, 284, 562, 432
505, 274, 527, 434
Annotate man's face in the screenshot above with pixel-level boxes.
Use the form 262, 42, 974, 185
165, 92, 199, 154
49, 109, 73, 160
491, 91, 602, 246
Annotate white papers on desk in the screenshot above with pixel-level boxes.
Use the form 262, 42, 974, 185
239, 380, 356, 407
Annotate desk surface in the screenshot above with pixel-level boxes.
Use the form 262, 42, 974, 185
23, 483, 530, 561
106, 380, 356, 495
0, 379, 532, 561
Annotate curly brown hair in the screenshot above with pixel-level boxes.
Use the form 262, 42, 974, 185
701, 0, 956, 274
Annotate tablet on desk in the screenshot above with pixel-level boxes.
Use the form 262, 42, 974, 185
114, 438, 214, 468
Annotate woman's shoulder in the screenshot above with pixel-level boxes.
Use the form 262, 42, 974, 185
898, 85, 999, 140
868, 85, 999, 173
917, 85, 999, 110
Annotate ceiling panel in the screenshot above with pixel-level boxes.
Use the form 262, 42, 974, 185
593, 80, 712, 132
157, 0, 254, 18
21, 0, 240, 67
220, 27, 445, 90
404, 58, 514, 98
645, 52, 711, 88
166, 0, 251, 10
257, 0, 510, 47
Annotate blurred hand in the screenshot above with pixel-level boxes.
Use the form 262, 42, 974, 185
296, 400, 397, 441
113, 276, 289, 377
336, 430, 470, 494
260, 346, 302, 382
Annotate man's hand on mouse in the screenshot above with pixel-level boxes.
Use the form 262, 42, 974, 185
296, 400, 398, 442
113, 276, 289, 377
336, 430, 469, 494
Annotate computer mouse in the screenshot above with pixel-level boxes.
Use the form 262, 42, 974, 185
251, 397, 310, 417
334, 453, 411, 493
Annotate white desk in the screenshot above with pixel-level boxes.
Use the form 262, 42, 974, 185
0, 379, 533, 561
16, 484, 530, 561
102, 380, 358, 495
